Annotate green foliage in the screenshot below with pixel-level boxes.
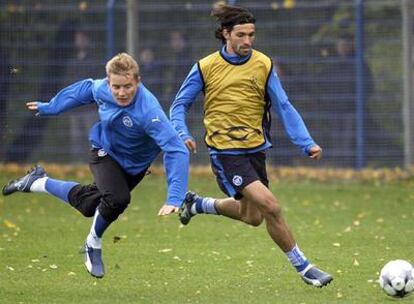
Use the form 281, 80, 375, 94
1, 173, 413, 303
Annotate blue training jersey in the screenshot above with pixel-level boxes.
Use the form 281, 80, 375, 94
170, 46, 316, 155
36, 78, 189, 207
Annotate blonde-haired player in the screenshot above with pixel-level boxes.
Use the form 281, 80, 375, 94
3, 53, 189, 278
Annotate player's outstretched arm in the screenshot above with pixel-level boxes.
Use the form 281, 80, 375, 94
144, 106, 190, 217
28, 79, 95, 116
170, 63, 203, 147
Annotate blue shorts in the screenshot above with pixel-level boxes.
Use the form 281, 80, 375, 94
209, 151, 269, 200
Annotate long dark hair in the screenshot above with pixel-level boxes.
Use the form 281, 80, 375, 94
211, 4, 256, 44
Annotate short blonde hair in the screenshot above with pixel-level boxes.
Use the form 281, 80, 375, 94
105, 53, 139, 80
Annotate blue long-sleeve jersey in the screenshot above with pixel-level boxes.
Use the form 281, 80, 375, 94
170, 46, 316, 155
36, 78, 189, 207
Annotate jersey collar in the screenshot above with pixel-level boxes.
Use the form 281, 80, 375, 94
219, 45, 252, 65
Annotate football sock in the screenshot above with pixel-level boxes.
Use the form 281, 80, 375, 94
29, 177, 48, 192
86, 231, 102, 249
44, 178, 79, 203
286, 244, 310, 272
87, 210, 110, 249
190, 196, 218, 215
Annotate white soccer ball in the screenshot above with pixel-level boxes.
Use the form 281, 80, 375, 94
379, 259, 414, 298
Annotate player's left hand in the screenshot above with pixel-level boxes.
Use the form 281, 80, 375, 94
26, 101, 39, 112
158, 204, 179, 216
309, 144, 323, 160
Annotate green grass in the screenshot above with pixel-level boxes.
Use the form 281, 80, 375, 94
0, 172, 413, 303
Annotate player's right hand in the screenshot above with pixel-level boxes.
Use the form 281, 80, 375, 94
185, 138, 197, 154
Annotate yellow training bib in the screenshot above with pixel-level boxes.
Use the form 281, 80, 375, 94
198, 49, 272, 150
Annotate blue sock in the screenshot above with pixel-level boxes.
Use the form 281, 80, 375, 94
286, 244, 309, 272
195, 196, 204, 213
93, 210, 110, 238
194, 197, 218, 214
87, 209, 111, 248
45, 178, 79, 203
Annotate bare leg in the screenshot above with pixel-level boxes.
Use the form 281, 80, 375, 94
214, 197, 240, 220
183, 183, 294, 251
241, 181, 295, 252
181, 183, 332, 286
215, 197, 264, 226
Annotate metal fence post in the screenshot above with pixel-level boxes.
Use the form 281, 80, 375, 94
126, 0, 138, 58
106, 0, 116, 60
402, 0, 414, 169
355, 0, 365, 169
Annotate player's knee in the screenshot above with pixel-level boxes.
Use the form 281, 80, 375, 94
99, 192, 131, 222
68, 184, 101, 217
79, 207, 96, 217
242, 214, 264, 227
110, 193, 131, 212
261, 197, 282, 218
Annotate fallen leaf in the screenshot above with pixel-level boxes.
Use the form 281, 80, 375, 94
4, 220, 17, 229
158, 248, 172, 253
353, 259, 359, 266
344, 226, 352, 233
357, 212, 366, 219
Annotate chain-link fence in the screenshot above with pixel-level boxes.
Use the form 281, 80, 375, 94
0, 0, 411, 168
0, 1, 110, 163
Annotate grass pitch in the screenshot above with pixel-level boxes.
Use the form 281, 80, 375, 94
0, 170, 413, 303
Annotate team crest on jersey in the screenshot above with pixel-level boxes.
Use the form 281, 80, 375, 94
97, 148, 107, 157
232, 175, 243, 186
96, 99, 106, 110
122, 115, 133, 127
249, 75, 259, 90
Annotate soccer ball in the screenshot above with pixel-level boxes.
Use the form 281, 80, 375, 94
379, 259, 414, 298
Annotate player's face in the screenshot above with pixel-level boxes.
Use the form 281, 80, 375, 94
108, 73, 140, 107
224, 23, 255, 57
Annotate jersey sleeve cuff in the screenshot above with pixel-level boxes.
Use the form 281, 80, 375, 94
166, 201, 181, 208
